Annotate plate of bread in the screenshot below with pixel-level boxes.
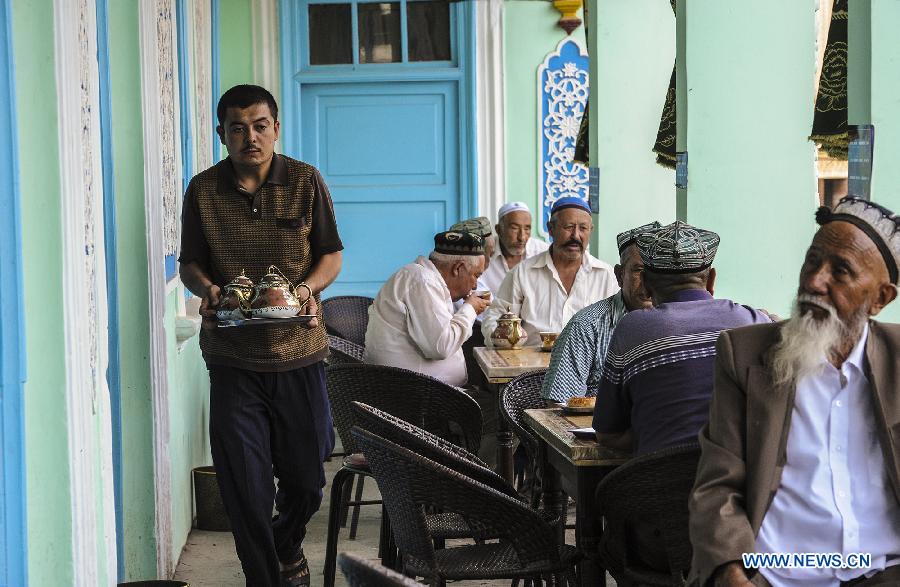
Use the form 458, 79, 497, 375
562, 396, 595, 414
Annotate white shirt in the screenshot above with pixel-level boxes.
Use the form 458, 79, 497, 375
453, 237, 550, 320
364, 256, 477, 387
480, 249, 618, 347
756, 324, 900, 586
478, 237, 550, 294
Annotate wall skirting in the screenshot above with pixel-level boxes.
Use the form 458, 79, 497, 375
53, 0, 117, 583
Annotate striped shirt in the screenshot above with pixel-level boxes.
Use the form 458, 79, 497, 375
541, 292, 627, 403
593, 289, 770, 455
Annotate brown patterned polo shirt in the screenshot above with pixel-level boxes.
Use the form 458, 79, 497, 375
179, 154, 343, 371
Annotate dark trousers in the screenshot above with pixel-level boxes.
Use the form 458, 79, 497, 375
209, 363, 335, 587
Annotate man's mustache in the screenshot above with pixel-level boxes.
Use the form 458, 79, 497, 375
562, 239, 583, 249
796, 293, 838, 319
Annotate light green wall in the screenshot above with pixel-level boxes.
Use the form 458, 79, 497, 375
865, 0, 900, 323
109, 0, 158, 578
11, 0, 75, 584
166, 292, 211, 566
683, 0, 818, 317
589, 0, 676, 265
504, 2, 584, 239
219, 0, 255, 94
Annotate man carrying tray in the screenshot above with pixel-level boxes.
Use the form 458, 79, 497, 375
179, 84, 343, 587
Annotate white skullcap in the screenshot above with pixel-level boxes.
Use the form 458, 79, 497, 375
498, 201, 531, 219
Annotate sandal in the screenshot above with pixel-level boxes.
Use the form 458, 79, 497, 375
280, 548, 311, 587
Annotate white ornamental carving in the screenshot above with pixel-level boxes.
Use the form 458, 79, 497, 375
537, 38, 589, 237
157, 0, 179, 257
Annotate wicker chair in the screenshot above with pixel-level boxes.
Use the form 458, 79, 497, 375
322, 295, 373, 346
499, 370, 549, 507
323, 363, 484, 586
594, 443, 701, 586
352, 426, 580, 586
338, 552, 423, 587
327, 334, 364, 365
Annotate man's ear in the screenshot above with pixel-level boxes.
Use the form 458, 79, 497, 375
273, 119, 281, 142
705, 267, 717, 296
869, 283, 898, 317
216, 125, 225, 144
452, 260, 464, 276
613, 263, 623, 288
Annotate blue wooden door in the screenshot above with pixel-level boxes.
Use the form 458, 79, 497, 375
301, 81, 459, 297
281, 0, 476, 298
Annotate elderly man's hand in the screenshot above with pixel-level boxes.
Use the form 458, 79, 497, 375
464, 292, 491, 315
713, 562, 753, 587
199, 284, 221, 331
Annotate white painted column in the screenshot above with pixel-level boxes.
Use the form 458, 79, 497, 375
252, 0, 281, 104
476, 0, 507, 221
139, 0, 180, 577
52, 0, 117, 583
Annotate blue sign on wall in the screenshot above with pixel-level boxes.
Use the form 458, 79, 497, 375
538, 38, 590, 237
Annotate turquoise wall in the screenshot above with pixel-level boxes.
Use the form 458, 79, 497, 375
504, 1, 584, 240
589, 0, 676, 264
683, 0, 818, 317
109, 0, 158, 578
166, 292, 211, 566
11, 0, 74, 584
218, 0, 255, 94
861, 0, 900, 323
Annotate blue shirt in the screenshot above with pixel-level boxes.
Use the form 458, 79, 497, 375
541, 292, 627, 402
593, 289, 770, 455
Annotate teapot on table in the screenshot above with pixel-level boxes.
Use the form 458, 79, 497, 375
249, 265, 310, 319
490, 308, 528, 349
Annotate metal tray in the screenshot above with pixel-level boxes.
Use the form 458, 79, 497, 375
217, 314, 317, 328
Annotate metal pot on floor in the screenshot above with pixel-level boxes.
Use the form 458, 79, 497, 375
192, 466, 231, 531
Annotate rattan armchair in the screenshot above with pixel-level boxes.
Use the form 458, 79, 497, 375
323, 363, 483, 586
352, 426, 580, 586
327, 334, 365, 365
499, 370, 549, 507
322, 295, 373, 346
594, 443, 701, 586
338, 552, 423, 587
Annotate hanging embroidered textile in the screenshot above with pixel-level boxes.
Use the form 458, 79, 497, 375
810, 0, 848, 159
652, 0, 676, 168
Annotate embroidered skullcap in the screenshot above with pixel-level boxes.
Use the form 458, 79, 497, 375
498, 201, 531, 219
434, 231, 485, 256
636, 220, 720, 274
550, 196, 591, 216
617, 221, 663, 254
815, 196, 900, 284
450, 217, 492, 238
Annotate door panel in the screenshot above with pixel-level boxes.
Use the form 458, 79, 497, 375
301, 81, 459, 298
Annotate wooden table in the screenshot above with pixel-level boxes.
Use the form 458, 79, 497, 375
524, 408, 629, 586
473, 346, 551, 483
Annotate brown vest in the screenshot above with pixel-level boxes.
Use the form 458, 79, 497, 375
193, 156, 327, 371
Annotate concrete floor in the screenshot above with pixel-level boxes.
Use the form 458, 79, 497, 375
173, 446, 613, 586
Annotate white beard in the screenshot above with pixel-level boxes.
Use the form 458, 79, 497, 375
770, 293, 868, 388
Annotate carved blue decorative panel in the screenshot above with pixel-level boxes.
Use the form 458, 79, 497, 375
538, 38, 589, 237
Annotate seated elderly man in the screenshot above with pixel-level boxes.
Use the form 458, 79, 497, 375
450, 216, 496, 269
541, 221, 660, 403
482, 197, 618, 346
592, 220, 770, 455
689, 196, 900, 587
364, 231, 491, 386
479, 202, 549, 294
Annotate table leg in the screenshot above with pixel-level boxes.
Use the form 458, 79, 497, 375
575, 467, 614, 587
496, 404, 516, 485
540, 461, 568, 546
